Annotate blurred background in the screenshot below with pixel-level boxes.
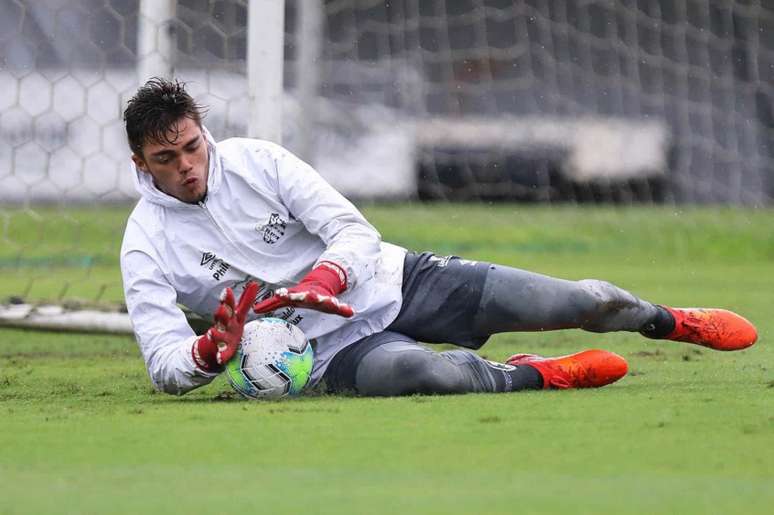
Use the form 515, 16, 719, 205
0, 0, 772, 307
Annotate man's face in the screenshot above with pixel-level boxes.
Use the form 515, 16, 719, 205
132, 117, 209, 204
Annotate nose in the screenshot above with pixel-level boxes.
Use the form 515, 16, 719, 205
179, 154, 193, 173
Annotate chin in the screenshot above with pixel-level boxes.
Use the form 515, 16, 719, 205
190, 189, 207, 204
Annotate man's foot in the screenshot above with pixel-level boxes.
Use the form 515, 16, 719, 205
506, 350, 628, 389
659, 307, 757, 351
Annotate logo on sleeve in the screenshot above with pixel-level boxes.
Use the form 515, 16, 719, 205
258, 213, 287, 245
200, 251, 231, 281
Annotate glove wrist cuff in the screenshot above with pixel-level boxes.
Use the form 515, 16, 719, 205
312, 261, 347, 292
192, 334, 222, 372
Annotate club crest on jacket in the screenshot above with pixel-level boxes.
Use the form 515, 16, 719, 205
258, 213, 287, 244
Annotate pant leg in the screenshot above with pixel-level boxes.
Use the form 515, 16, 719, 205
387, 251, 666, 350
324, 331, 542, 397
473, 263, 661, 335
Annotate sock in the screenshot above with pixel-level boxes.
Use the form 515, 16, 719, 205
510, 365, 544, 390
485, 361, 544, 392
640, 305, 676, 339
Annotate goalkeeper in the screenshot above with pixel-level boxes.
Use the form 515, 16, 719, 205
120, 78, 757, 396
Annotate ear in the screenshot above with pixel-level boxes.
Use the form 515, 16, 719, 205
132, 153, 149, 173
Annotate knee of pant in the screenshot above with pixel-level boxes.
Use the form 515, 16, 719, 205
356, 349, 438, 396
575, 279, 628, 318
393, 351, 466, 395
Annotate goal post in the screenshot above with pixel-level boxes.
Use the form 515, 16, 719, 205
294, 0, 324, 163
247, 0, 285, 143
137, 0, 177, 82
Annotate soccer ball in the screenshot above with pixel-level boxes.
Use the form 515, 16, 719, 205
225, 318, 314, 399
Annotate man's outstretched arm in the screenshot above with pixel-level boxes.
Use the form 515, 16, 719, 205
251, 141, 382, 317
122, 248, 256, 395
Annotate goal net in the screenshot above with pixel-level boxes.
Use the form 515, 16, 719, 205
313, 0, 772, 204
0, 0, 772, 311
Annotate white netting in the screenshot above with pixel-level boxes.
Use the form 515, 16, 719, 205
2, 0, 771, 205
0, 0, 251, 203
304, 0, 773, 203
0, 0, 772, 305
0, 0, 256, 304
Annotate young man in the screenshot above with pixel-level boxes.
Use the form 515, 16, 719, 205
120, 78, 757, 397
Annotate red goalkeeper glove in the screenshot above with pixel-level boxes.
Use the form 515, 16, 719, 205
192, 281, 259, 372
252, 261, 354, 318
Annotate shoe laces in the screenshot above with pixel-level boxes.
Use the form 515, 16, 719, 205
506, 353, 542, 366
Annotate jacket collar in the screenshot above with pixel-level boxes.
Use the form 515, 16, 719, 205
132, 125, 222, 208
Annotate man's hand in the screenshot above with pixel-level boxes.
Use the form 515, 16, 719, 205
192, 281, 259, 371
253, 261, 354, 318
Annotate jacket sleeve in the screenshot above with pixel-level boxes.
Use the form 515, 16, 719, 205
121, 247, 219, 395
265, 142, 382, 288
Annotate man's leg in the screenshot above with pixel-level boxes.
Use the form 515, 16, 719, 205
323, 331, 628, 396
353, 340, 544, 396
471, 264, 757, 350
324, 331, 544, 396
388, 252, 669, 349
472, 264, 669, 335
389, 252, 755, 352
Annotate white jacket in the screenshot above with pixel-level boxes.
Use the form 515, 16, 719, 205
120, 129, 406, 395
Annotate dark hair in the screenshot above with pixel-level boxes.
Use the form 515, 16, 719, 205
123, 78, 207, 156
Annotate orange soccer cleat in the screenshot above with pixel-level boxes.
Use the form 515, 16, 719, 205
506, 349, 628, 389
660, 307, 758, 351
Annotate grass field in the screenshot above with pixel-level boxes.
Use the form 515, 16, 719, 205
1, 204, 773, 514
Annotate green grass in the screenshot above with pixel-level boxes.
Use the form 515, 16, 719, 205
1, 204, 773, 514
0, 206, 128, 304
